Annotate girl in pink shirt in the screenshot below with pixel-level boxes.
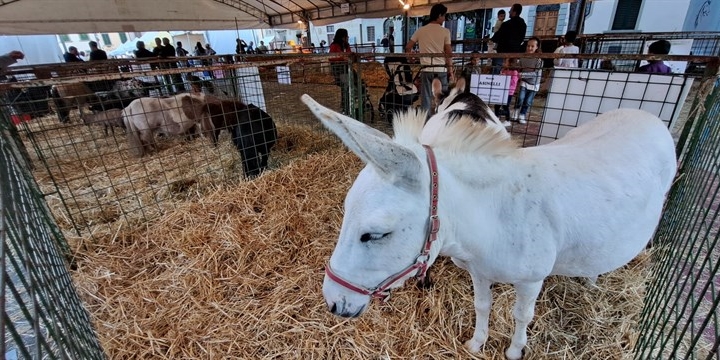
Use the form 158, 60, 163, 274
494, 58, 519, 126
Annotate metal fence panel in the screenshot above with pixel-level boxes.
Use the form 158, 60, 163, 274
1, 113, 105, 359
635, 77, 720, 359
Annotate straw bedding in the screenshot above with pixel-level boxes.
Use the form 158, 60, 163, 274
17, 89, 649, 359
62, 146, 648, 359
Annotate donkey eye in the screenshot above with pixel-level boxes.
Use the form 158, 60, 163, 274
360, 233, 391, 242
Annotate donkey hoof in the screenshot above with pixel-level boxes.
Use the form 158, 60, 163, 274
505, 346, 524, 360
465, 338, 484, 353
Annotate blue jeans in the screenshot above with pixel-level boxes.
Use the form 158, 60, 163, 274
420, 72, 448, 114
515, 86, 537, 115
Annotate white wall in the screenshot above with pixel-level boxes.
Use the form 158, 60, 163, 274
206, 29, 261, 54
584, 0, 691, 34
310, 18, 402, 47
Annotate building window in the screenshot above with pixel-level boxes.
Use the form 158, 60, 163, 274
119, 33, 128, 43
101, 33, 111, 46
366, 26, 375, 42
611, 0, 642, 30
326, 25, 334, 32
79, 33, 90, 41
59, 34, 71, 42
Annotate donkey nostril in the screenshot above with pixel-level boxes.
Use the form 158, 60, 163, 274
330, 303, 338, 314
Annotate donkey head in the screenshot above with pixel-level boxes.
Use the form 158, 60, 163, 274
302, 94, 438, 318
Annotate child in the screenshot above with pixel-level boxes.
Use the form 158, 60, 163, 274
554, 30, 579, 68
494, 57, 519, 127
639, 40, 672, 74
512, 37, 543, 124
461, 51, 482, 82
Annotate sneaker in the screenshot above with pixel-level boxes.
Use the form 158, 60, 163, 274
518, 113, 527, 124
511, 109, 519, 121
501, 121, 511, 127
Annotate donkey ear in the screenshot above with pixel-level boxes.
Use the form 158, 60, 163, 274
301, 94, 423, 190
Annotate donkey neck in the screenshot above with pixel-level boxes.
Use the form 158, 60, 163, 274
429, 147, 536, 260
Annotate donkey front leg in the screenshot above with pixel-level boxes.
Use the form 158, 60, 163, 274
506, 281, 543, 360
465, 274, 492, 353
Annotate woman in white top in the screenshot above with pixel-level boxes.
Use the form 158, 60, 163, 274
554, 30, 579, 68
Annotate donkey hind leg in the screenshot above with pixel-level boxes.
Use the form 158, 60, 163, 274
465, 275, 493, 353
506, 281, 544, 360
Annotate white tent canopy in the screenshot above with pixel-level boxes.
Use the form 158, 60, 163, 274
0, 0, 574, 35
107, 31, 173, 56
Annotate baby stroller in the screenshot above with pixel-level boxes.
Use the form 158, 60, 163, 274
378, 56, 419, 124
331, 63, 374, 123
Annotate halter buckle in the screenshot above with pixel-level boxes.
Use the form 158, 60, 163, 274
429, 215, 440, 234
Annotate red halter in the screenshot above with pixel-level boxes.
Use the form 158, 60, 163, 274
325, 145, 440, 301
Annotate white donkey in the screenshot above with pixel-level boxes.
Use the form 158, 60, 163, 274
301, 78, 676, 359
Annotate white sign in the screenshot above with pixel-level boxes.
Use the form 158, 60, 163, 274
341, 3, 350, 13
235, 66, 267, 112
538, 69, 694, 145
276, 66, 292, 85
469, 74, 511, 104
639, 39, 694, 74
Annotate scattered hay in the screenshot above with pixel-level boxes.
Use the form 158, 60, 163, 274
67, 148, 649, 359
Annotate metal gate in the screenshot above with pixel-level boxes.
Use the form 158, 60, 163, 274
635, 77, 720, 359
1, 112, 104, 359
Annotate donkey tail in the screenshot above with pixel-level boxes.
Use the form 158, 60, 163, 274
123, 108, 144, 157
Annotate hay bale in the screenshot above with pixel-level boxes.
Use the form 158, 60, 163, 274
67, 148, 648, 359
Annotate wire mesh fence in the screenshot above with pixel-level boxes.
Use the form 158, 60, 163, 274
1, 56, 348, 237
635, 78, 720, 360
1, 112, 105, 359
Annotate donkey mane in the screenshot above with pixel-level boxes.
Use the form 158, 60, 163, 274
392, 107, 518, 157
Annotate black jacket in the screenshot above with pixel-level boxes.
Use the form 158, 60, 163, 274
89, 49, 107, 61
491, 16, 527, 53
63, 52, 84, 62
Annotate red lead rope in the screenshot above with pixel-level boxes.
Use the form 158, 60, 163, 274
324, 145, 440, 301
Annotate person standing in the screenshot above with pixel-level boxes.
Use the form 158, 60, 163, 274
490, 4, 526, 74
194, 41, 206, 57
205, 43, 217, 56
256, 41, 268, 54
176, 41, 189, 57
236, 39, 248, 54
150, 37, 161, 57
388, 26, 395, 53
512, 37, 543, 124
329, 28, 354, 115
63, 46, 84, 62
134, 41, 154, 59
88, 41, 107, 60
638, 40, 672, 74
405, 3, 454, 113
554, 30, 580, 68
381, 34, 389, 53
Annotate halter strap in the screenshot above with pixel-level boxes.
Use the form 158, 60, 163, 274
325, 145, 440, 301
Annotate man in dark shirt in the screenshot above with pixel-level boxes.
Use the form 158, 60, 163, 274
490, 3, 527, 73
161, 37, 183, 88
134, 41, 154, 58
63, 46, 84, 62
88, 41, 108, 60
152, 37, 164, 58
